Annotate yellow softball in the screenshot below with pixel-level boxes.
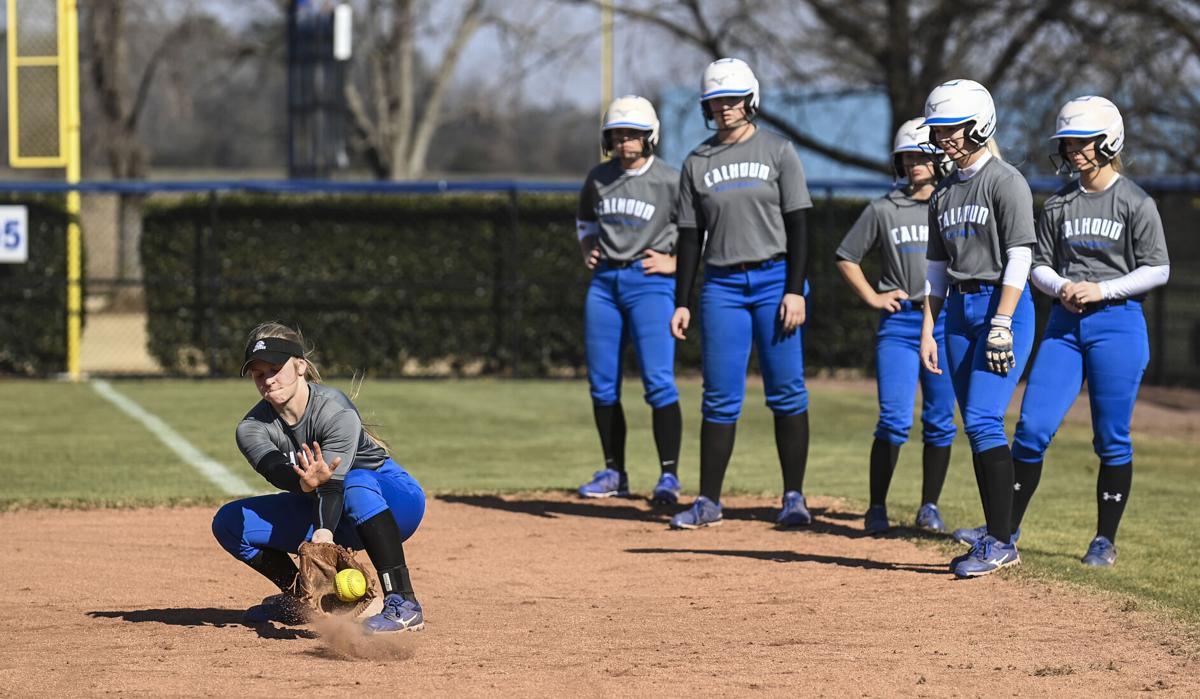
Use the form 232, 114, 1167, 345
335, 568, 367, 602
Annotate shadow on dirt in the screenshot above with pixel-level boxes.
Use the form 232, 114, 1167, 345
87, 609, 317, 640
625, 547, 949, 575
437, 494, 865, 538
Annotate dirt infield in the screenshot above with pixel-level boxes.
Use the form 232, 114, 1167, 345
2, 495, 1197, 697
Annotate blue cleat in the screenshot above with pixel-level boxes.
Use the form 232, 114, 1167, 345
953, 535, 1020, 578
1081, 536, 1117, 567
915, 502, 945, 533
864, 505, 889, 535
949, 527, 1021, 570
242, 593, 307, 625
578, 469, 628, 499
776, 491, 812, 527
670, 495, 722, 529
651, 472, 681, 505
363, 594, 425, 634
953, 524, 1020, 547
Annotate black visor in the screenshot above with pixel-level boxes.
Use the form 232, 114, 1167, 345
240, 337, 305, 376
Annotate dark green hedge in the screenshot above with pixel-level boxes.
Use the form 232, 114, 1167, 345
141, 192, 881, 377
0, 198, 75, 376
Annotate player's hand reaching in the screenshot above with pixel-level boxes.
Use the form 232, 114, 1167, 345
870, 289, 908, 312
293, 441, 341, 493
641, 249, 676, 275
919, 332, 942, 375
985, 314, 1016, 376
779, 293, 806, 332
670, 307, 691, 340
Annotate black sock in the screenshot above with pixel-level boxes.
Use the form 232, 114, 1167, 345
593, 402, 627, 473
921, 444, 952, 505
357, 511, 417, 602
977, 445, 1015, 543
699, 420, 737, 503
775, 411, 809, 493
1010, 459, 1044, 531
869, 438, 901, 507
246, 548, 299, 593
652, 402, 682, 475
971, 452, 989, 514
1096, 461, 1132, 542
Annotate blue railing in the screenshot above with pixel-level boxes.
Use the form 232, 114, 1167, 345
2, 175, 1200, 196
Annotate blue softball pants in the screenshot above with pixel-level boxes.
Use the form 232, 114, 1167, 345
212, 459, 425, 563
1013, 301, 1148, 466
875, 303, 957, 447
585, 260, 679, 409
944, 284, 1035, 453
700, 259, 807, 423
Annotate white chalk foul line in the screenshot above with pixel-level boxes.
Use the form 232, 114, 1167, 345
91, 379, 256, 496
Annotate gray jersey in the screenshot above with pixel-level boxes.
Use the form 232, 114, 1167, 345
836, 188, 932, 300
1034, 176, 1169, 281
927, 156, 1036, 282
677, 128, 813, 266
236, 382, 387, 482
578, 157, 680, 261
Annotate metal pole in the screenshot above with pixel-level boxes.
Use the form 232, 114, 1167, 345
599, 0, 613, 159
64, 0, 83, 380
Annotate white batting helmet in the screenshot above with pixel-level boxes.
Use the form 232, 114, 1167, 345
1051, 95, 1124, 160
602, 95, 660, 155
923, 79, 996, 146
892, 117, 940, 179
700, 58, 760, 114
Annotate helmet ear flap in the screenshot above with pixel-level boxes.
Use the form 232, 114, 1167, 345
743, 94, 757, 119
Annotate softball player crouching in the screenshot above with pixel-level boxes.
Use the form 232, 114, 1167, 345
212, 323, 426, 632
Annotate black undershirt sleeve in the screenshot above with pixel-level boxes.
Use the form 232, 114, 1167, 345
315, 481, 346, 533
253, 450, 303, 492
674, 225, 705, 309
783, 209, 809, 296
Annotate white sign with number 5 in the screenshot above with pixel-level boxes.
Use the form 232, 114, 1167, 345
0, 206, 29, 264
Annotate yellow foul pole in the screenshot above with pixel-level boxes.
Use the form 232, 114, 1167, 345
600, 0, 613, 158
64, 0, 83, 380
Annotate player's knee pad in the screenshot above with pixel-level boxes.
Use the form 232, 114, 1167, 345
765, 388, 808, 417
588, 380, 621, 406
920, 419, 956, 447
1093, 437, 1133, 466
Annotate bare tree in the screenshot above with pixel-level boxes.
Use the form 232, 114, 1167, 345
343, 0, 489, 179
588, 0, 1093, 174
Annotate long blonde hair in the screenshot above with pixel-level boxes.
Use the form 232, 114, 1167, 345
984, 137, 1003, 160
247, 322, 392, 454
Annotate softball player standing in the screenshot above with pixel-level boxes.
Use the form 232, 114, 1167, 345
669, 58, 814, 529
1004, 97, 1170, 566
212, 322, 426, 632
836, 119, 956, 535
919, 79, 1036, 578
576, 96, 684, 504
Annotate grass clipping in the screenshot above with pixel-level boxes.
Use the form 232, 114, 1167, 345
310, 614, 418, 661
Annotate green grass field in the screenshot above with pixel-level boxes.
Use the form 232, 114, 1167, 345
3, 377, 1197, 626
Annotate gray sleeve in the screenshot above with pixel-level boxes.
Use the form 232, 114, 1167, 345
835, 203, 879, 264
577, 174, 598, 222
236, 420, 279, 468
676, 164, 698, 229
926, 199, 949, 262
312, 408, 361, 480
1032, 205, 1056, 269
993, 174, 1036, 248
778, 142, 813, 213
1130, 196, 1170, 267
